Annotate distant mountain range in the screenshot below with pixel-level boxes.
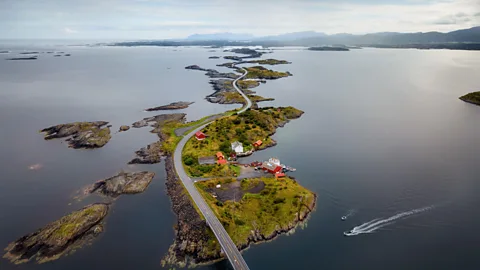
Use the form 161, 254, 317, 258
113, 26, 480, 50
184, 27, 480, 45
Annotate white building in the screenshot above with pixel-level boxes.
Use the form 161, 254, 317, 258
231, 141, 244, 154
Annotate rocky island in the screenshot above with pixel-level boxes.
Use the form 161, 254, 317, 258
3, 204, 109, 264
308, 46, 350, 51
145, 101, 194, 111
86, 171, 155, 197
40, 121, 111, 149
6, 56, 38, 61
459, 91, 480, 106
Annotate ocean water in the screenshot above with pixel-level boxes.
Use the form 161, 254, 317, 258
0, 43, 479, 270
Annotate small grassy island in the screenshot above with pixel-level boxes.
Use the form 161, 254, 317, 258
245, 66, 292, 80
3, 204, 109, 264
459, 91, 480, 106
182, 107, 303, 177
196, 177, 316, 250
247, 59, 291, 65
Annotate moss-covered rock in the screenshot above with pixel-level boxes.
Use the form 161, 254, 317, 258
3, 204, 109, 264
40, 121, 111, 149
459, 91, 480, 106
87, 171, 155, 197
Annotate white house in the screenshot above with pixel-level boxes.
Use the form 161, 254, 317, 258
231, 141, 244, 154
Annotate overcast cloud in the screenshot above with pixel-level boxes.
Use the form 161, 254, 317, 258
1, 0, 479, 40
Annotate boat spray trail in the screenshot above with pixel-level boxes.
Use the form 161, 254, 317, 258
344, 205, 435, 236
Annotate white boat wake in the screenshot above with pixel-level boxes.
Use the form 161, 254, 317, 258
344, 205, 435, 236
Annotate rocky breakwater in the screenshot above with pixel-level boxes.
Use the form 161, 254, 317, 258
130, 113, 186, 164
185, 65, 239, 79
161, 157, 221, 268
40, 121, 111, 149
3, 204, 109, 264
86, 171, 155, 197
145, 101, 194, 111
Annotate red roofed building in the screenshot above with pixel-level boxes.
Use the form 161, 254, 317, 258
253, 140, 263, 148
217, 159, 227, 165
195, 131, 206, 140
275, 172, 286, 179
262, 161, 282, 174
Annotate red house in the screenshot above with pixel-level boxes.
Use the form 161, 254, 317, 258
262, 161, 282, 174
275, 172, 286, 179
217, 159, 227, 165
253, 140, 263, 148
195, 131, 206, 140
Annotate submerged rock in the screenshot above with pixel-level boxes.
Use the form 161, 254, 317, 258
87, 171, 155, 197
145, 101, 194, 111
40, 121, 111, 149
3, 203, 109, 264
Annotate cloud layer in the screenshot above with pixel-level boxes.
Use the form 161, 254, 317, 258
1, 0, 479, 39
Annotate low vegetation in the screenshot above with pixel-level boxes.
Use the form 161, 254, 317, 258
459, 91, 480, 106
247, 59, 291, 65
245, 66, 291, 80
237, 79, 260, 90
196, 177, 315, 247
182, 107, 303, 177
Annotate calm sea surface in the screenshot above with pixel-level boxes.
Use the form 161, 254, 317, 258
0, 42, 479, 270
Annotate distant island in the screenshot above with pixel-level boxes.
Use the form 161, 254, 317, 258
459, 91, 480, 106
308, 46, 349, 51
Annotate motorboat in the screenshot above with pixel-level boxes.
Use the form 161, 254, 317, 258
343, 230, 354, 236
341, 216, 347, 221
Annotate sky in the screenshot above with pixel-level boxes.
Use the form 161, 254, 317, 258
1, 0, 479, 40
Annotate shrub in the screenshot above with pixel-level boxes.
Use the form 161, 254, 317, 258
274, 198, 286, 204
183, 155, 195, 166
234, 218, 246, 226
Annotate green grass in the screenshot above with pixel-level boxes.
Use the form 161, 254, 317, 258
459, 91, 480, 105
246, 59, 291, 65
195, 177, 315, 247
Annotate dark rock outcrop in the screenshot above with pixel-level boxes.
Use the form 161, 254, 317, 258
40, 121, 111, 149
208, 56, 220, 59
129, 142, 163, 164
3, 204, 109, 264
145, 101, 194, 111
86, 171, 155, 197
119, 125, 130, 132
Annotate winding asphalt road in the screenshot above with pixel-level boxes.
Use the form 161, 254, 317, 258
173, 67, 251, 270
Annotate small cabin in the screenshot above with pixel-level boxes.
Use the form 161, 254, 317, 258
275, 172, 286, 179
253, 140, 263, 148
195, 131, 206, 140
